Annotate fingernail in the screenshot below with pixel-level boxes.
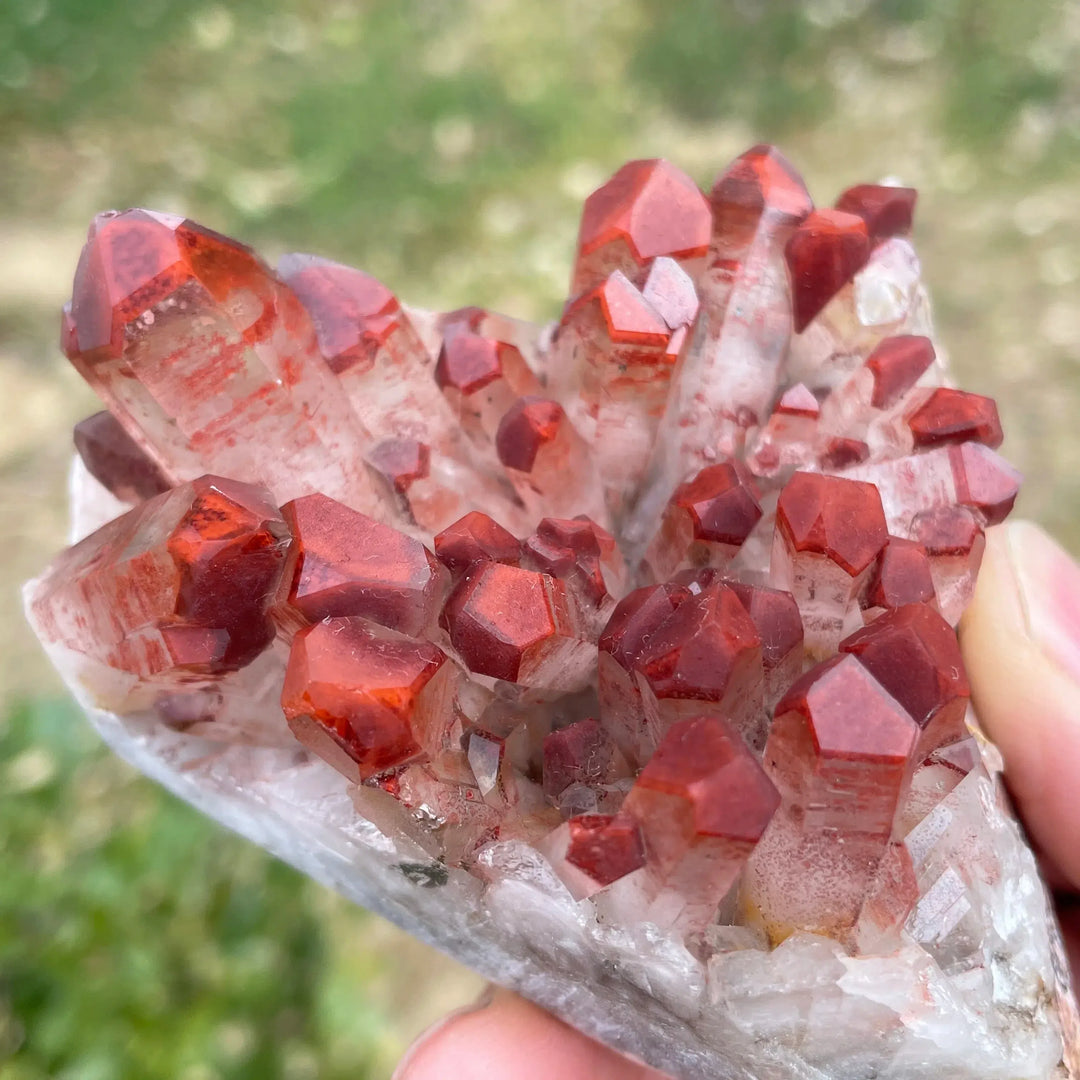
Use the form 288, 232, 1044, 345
392, 985, 495, 1080
1006, 520, 1080, 688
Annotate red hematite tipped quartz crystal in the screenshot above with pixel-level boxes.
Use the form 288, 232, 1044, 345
281, 616, 456, 782
571, 158, 712, 296
276, 492, 448, 637
29, 146, 1078, 1080
785, 209, 871, 332
834, 183, 917, 246
73, 410, 171, 503
33, 475, 288, 678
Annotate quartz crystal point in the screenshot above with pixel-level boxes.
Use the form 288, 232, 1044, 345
63, 211, 382, 514
73, 409, 171, 504
743, 654, 918, 943
627, 145, 813, 549
26, 146, 1078, 1080
569, 158, 711, 297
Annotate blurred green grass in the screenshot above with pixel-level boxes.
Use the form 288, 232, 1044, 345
1, 1, 1078, 1077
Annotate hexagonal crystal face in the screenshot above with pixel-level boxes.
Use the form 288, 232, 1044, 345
281, 616, 452, 782
564, 814, 645, 886
865, 335, 936, 408
495, 397, 566, 472
776, 471, 888, 576
834, 183, 917, 245
434, 512, 522, 576
840, 602, 970, 756
278, 493, 447, 636
278, 253, 404, 375
441, 562, 592, 689
671, 463, 763, 546
785, 209, 870, 332
572, 158, 711, 294
710, 143, 813, 239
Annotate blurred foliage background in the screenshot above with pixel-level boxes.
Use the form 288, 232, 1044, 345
1, 1, 1078, 1077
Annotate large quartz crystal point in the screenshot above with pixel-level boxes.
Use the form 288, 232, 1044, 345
64, 211, 383, 515
26, 145, 1080, 1080
627, 145, 812, 552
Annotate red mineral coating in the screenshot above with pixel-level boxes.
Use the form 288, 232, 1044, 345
564, 814, 645, 886
834, 184, 917, 245
434, 512, 522, 576
710, 144, 814, 243
948, 442, 1021, 525
627, 716, 779, 844
164, 476, 291, 670
278, 253, 404, 374
570, 271, 671, 347
775, 383, 820, 419
907, 388, 1004, 450
819, 437, 870, 472
438, 306, 487, 337
523, 517, 617, 607
31, 475, 290, 679
542, 718, 616, 798
911, 506, 984, 557
638, 581, 762, 703
281, 616, 447, 780
495, 397, 567, 473
670, 463, 763, 547
43, 151, 1029, 956
776, 472, 888, 576
726, 583, 804, 668
61, 209, 379, 515
840, 603, 969, 751
68, 210, 292, 362
599, 582, 692, 673
640, 256, 700, 330
441, 561, 576, 683
367, 438, 431, 494
576, 159, 711, 266
865, 537, 936, 610
865, 336, 936, 409
786, 209, 871, 332
435, 332, 519, 395
73, 410, 171, 502
774, 654, 918, 766
279, 493, 447, 635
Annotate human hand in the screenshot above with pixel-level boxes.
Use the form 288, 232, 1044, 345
394, 520, 1080, 1080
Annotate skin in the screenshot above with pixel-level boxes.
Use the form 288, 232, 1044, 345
395, 521, 1080, 1080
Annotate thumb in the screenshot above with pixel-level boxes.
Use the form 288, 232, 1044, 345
959, 520, 1080, 891
393, 988, 668, 1080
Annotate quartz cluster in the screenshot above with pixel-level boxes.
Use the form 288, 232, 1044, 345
26, 147, 1078, 1079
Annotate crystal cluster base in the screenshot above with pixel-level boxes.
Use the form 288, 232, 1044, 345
26, 145, 1079, 1080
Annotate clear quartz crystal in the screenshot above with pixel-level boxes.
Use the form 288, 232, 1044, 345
28, 146, 1079, 1080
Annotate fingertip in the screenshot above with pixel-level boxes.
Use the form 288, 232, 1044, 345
393, 989, 667, 1080
960, 521, 1080, 889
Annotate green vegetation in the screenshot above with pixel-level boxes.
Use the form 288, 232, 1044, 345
0, 697, 407, 1079
0, 1, 1077, 1076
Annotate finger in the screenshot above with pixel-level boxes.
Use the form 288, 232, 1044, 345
393, 987, 669, 1080
1060, 903, 1080, 985
959, 520, 1080, 891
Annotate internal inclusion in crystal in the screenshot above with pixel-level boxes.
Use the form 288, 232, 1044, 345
27, 143, 1076, 1080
